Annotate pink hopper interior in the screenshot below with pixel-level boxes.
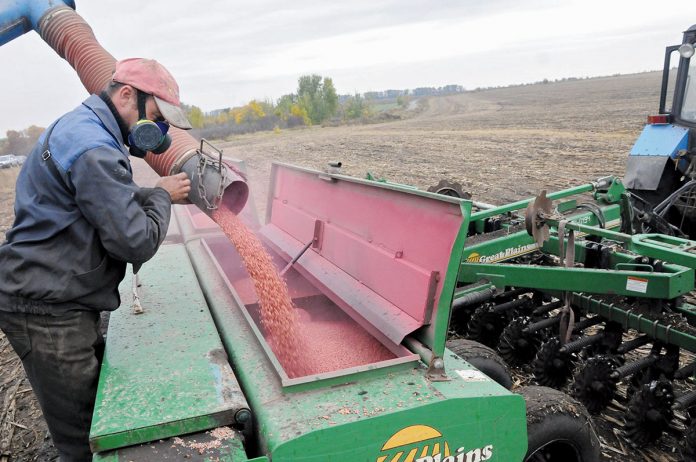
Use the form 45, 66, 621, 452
260, 163, 465, 346
175, 163, 466, 383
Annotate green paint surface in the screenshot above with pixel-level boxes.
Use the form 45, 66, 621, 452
187, 239, 528, 462
90, 244, 248, 453
266, 351, 527, 461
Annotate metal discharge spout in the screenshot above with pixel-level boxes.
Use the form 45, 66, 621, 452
34, 4, 248, 214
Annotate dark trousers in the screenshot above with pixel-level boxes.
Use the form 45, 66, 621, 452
0, 310, 103, 462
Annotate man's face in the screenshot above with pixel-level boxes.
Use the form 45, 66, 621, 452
144, 96, 165, 124
120, 86, 166, 128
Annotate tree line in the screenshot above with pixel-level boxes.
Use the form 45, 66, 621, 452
0, 126, 44, 158
188, 74, 436, 140
189, 74, 345, 140
0, 74, 465, 154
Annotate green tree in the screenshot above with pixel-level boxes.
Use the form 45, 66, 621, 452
274, 94, 296, 120
396, 95, 409, 108
297, 74, 339, 124
321, 77, 338, 121
343, 93, 371, 120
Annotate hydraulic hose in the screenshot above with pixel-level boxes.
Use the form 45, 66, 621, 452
37, 5, 248, 214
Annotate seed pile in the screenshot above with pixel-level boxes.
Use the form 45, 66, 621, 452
170, 427, 238, 457
297, 315, 394, 374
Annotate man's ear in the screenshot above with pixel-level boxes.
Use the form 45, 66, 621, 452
110, 85, 138, 127
114, 85, 135, 110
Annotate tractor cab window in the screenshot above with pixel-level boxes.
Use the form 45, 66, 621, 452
682, 58, 696, 122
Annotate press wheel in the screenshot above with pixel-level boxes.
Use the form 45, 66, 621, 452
572, 355, 620, 414
467, 304, 511, 349
498, 316, 545, 368
533, 337, 576, 388
624, 378, 674, 447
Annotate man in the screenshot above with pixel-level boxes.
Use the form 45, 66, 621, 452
0, 58, 192, 462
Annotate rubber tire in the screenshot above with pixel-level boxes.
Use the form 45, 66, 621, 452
520, 386, 601, 462
447, 338, 513, 389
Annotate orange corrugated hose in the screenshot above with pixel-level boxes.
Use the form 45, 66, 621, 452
39, 5, 200, 176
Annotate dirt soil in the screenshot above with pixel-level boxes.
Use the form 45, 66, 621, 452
222, 72, 656, 219
0, 70, 682, 461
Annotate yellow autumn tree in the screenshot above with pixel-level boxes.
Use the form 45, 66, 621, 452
247, 100, 266, 119
230, 100, 268, 124
187, 106, 205, 129
290, 104, 311, 126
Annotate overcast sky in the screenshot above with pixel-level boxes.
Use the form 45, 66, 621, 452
0, 0, 694, 135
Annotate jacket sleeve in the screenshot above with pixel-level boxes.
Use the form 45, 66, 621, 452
69, 146, 172, 264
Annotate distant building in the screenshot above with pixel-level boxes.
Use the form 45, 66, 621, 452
359, 85, 464, 100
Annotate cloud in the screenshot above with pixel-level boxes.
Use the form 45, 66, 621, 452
0, 0, 692, 134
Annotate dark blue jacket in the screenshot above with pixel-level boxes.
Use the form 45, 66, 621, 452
0, 95, 171, 313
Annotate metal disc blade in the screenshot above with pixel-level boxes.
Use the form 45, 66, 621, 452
526, 190, 553, 246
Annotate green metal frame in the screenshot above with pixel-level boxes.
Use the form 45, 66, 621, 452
458, 177, 696, 301
460, 205, 622, 271
453, 175, 696, 362
95, 172, 682, 460
426, 200, 472, 359
541, 215, 696, 269
460, 262, 693, 299
469, 182, 597, 223
573, 293, 696, 349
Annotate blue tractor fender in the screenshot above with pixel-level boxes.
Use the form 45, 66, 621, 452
624, 124, 689, 191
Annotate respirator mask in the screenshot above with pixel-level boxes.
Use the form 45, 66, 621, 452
127, 90, 172, 158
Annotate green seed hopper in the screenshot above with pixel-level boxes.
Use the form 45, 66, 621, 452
89, 162, 599, 462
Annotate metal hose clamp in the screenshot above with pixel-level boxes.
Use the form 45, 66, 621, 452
196, 138, 227, 210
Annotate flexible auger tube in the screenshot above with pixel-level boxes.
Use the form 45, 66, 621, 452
37, 5, 248, 214
38, 6, 113, 95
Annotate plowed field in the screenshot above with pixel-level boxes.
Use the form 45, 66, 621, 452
1, 70, 679, 461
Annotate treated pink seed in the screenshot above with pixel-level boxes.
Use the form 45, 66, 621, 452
212, 207, 393, 378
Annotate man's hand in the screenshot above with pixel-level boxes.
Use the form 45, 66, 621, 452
156, 172, 191, 204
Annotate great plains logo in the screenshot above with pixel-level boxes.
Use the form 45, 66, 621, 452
465, 243, 539, 264
376, 425, 494, 462
466, 252, 482, 263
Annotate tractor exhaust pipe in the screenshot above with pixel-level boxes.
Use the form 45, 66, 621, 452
2, 2, 248, 215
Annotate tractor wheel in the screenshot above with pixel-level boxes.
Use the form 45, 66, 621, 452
447, 338, 513, 389
520, 386, 601, 462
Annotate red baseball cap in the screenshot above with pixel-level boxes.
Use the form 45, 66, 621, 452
112, 58, 192, 130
